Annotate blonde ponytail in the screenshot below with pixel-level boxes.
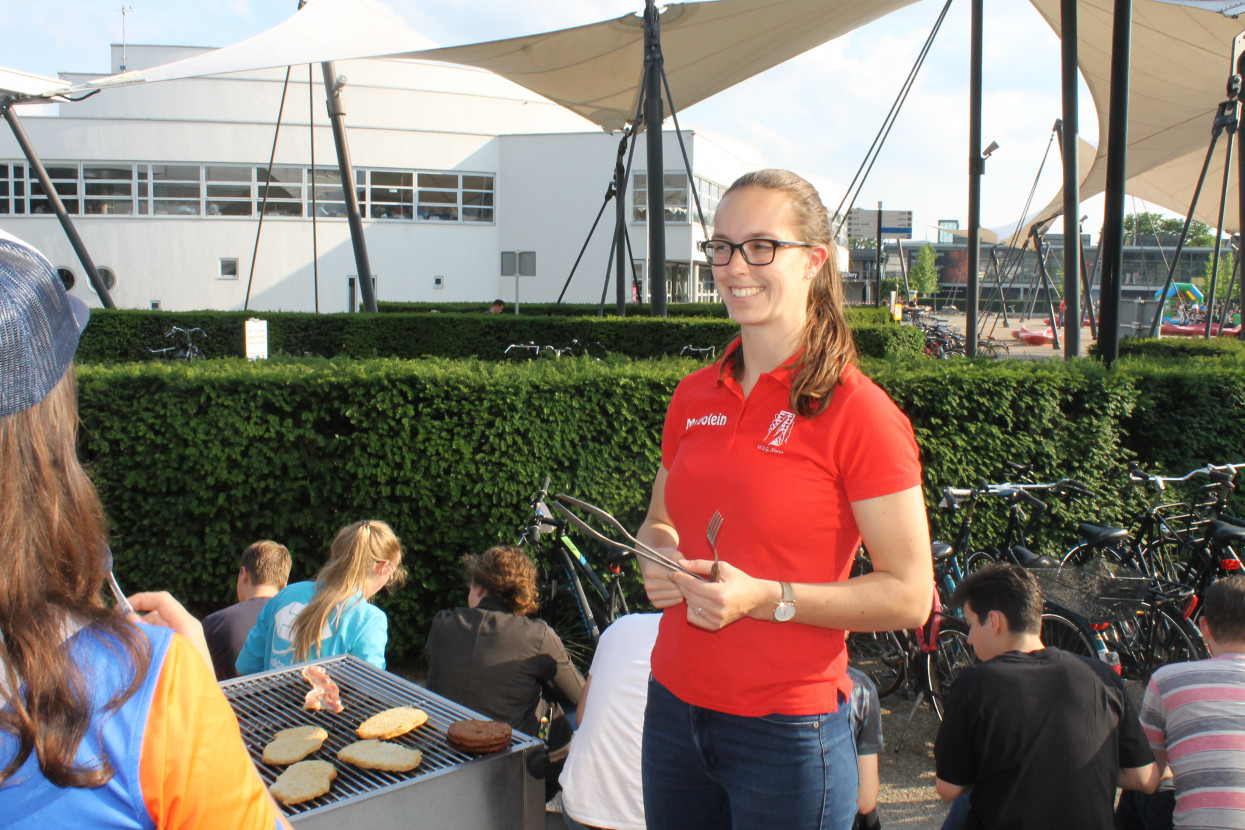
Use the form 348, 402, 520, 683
290, 520, 404, 662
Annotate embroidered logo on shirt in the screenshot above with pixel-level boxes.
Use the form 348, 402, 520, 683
760, 410, 796, 453
686, 412, 728, 430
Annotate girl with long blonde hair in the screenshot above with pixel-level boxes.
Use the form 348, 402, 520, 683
236, 520, 405, 673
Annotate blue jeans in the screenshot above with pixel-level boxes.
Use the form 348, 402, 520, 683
642, 677, 858, 830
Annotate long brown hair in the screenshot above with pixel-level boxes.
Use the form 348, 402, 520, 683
290, 520, 405, 662
0, 368, 150, 787
720, 169, 857, 416
462, 545, 539, 616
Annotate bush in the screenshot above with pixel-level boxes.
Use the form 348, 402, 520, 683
75, 352, 1245, 666
76, 308, 912, 362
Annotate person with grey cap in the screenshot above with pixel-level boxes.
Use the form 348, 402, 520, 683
0, 231, 290, 829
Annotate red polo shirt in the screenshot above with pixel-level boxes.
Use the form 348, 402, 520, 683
650, 343, 922, 716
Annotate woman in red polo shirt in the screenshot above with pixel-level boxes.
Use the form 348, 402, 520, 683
637, 169, 933, 830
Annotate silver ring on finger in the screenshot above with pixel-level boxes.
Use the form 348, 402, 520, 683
694, 606, 703, 616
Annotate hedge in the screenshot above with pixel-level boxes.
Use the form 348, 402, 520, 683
375, 301, 898, 327
75, 355, 1245, 665
75, 308, 922, 363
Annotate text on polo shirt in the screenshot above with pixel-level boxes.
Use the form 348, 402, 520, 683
686, 413, 729, 430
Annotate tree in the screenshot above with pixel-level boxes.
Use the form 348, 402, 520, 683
1123, 211, 1214, 247
908, 243, 939, 296
1200, 252, 1237, 302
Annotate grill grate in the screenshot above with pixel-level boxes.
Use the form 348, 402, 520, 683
221, 655, 534, 817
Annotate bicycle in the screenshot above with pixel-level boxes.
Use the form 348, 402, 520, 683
518, 477, 637, 672
679, 345, 717, 360
148, 325, 207, 360
847, 546, 977, 720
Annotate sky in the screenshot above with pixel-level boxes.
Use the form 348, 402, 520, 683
2, 0, 1122, 243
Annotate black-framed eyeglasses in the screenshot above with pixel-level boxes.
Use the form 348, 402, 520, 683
698, 238, 813, 266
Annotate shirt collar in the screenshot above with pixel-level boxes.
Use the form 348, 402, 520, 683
718, 337, 801, 390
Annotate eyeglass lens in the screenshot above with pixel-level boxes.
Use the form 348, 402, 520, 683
703, 239, 777, 266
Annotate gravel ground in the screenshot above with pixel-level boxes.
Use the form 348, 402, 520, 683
876, 696, 947, 829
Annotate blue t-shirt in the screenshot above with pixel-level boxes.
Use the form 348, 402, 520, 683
234, 580, 389, 674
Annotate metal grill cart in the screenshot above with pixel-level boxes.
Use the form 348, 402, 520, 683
220, 656, 546, 830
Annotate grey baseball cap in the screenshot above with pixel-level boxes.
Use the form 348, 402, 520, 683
0, 230, 89, 418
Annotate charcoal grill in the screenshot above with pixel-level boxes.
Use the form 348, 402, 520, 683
220, 655, 546, 830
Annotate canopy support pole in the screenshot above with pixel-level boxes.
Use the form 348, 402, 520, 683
966, 0, 983, 357
643, 0, 667, 317
1, 99, 115, 308
1098, 0, 1132, 365
1060, 0, 1081, 358
320, 62, 377, 313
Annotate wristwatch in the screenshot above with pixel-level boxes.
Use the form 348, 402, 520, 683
773, 581, 796, 622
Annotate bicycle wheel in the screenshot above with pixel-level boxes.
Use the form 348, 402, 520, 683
1141, 606, 1209, 679
964, 551, 997, 575
1040, 609, 1095, 657
539, 585, 604, 674
847, 631, 907, 699
927, 619, 975, 721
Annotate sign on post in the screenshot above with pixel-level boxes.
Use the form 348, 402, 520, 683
245, 318, 268, 361
848, 209, 913, 240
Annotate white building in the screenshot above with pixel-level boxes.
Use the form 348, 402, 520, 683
0, 44, 839, 312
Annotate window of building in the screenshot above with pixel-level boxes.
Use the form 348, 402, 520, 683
206, 165, 253, 217
417, 172, 459, 221
696, 263, 716, 301
56, 267, 75, 291
257, 166, 303, 217
150, 165, 201, 215
462, 175, 494, 223
692, 176, 724, 227
307, 168, 350, 218
0, 164, 8, 215
150, 300, 161, 310
633, 173, 689, 223
97, 267, 117, 291
82, 164, 134, 215
369, 170, 412, 219
220, 258, 239, 280
30, 164, 79, 215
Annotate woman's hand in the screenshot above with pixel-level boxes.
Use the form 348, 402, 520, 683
127, 590, 213, 670
669, 560, 775, 631
641, 551, 686, 609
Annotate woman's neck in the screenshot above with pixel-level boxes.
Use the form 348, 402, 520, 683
736, 325, 801, 393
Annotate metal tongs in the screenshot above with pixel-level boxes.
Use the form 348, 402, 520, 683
550, 493, 707, 581
103, 545, 135, 616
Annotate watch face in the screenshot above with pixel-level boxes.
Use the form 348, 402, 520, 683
774, 602, 796, 622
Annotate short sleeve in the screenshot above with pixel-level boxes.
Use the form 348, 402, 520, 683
353, 608, 389, 670
140, 634, 278, 830
1116, 677, 1156, 769
856, 684, 884, 756
831, 373, 922, 503
234, 598, 274, 676
660, 378, 690, 470
1139, 678, 1167, 753
933, 674, 978, 787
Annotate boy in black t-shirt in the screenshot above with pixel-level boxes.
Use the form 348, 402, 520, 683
933, 564, 1157, 830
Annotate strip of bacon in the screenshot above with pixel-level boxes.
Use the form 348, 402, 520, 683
301, 665, 344, 713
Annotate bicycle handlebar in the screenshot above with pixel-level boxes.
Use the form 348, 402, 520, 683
1128, 462, 1239, 490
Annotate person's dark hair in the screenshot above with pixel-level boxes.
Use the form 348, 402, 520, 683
949, 563, 1043, 636
462, 545, 539, 616
240, 540, 292, 589
1203, 576, 1245, 642
0, 369, 151, 787
718, 169, 856, 417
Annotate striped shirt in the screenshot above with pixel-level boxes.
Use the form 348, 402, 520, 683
1140, 653, 1245, 829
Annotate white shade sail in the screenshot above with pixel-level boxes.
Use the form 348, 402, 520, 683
39, 0, 919, 134
0, 67, 71, 99
401, 0, 920, 132
1030, 0, 1245, 233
